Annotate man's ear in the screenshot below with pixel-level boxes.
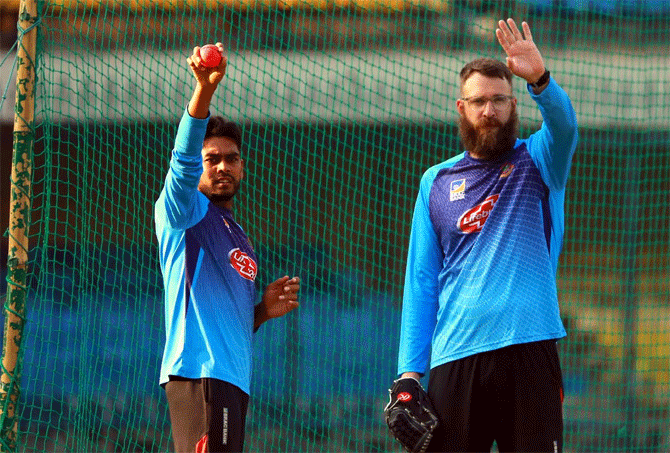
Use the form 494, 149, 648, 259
456, 99, 466, 117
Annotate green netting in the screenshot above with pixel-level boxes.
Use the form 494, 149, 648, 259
1, 0, 669, 451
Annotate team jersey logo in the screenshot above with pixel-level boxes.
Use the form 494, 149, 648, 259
457, 194, 499, 233
500, 163, 514, 178
450, 178, 466, 201
228, 248, 258, 281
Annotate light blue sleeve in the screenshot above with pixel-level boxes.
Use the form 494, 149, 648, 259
525, 77, 579, 191
397, 168, 442, 376
156, 109, 211, 230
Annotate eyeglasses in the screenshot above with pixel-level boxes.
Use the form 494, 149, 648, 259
460, 95, 514, 110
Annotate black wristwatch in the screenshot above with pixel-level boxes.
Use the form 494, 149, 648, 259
529, 69, 550, 89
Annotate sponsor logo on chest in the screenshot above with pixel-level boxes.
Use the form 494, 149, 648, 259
457, 194, 499, 233
450, 178, 466, 201
228, 248, 258, 281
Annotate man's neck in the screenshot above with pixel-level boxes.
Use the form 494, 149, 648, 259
214, 200, 233, 211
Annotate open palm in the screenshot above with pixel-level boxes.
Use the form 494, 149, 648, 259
495, 19, 545, 83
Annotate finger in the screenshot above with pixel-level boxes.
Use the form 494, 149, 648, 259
273, 276, 299, 293
521, 21, 534, 41
280, 293, 299, 303
279, 291, 299, 302
275, 275, 290, 285
283, 281, 300, 292
192, 55, 205, 68
506, 18, 523, 41
497, 19, 513, 45
215, 42, 225, 60
495, 28, 510, 51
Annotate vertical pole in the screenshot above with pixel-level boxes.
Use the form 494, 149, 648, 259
1, 0, 38, 450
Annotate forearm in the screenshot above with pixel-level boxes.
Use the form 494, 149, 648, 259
398, 186, 441, 376
158, 110, 210, 228
532, 77, 578, 139
188, 83, 217, 119
167, 110, 207, 188
398, 274, 438, 377
397, 301, 434, 376
529, 77, 579, 189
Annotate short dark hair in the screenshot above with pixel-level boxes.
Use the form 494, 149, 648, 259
205, 116, 243, 151
460, 58, 513, 87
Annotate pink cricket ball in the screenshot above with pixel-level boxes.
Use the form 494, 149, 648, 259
199, 44, 222, 68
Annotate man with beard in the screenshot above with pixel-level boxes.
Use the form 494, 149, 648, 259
155, 43, 300, 452
391, 19, 578, 453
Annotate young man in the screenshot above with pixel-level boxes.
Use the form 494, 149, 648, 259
395, 19, 578, 452
155, 43, 301, 453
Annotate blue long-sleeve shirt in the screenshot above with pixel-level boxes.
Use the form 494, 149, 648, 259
398, 78, 578, 376
155, 109, 258, 394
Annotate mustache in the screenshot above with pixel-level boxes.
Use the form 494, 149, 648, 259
214, 172, 236, 181
478, 118, 503, 128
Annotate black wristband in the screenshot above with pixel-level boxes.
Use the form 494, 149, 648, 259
529, 69, 550, 88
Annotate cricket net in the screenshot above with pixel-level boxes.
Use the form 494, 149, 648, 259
0, 0, 668, 451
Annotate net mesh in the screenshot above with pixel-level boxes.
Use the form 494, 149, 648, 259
0, 0, 669, 451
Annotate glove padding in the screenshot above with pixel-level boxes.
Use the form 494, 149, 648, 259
384, 377, 439, 453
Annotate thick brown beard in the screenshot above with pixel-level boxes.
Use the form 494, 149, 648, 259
458, 108, 519, 161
